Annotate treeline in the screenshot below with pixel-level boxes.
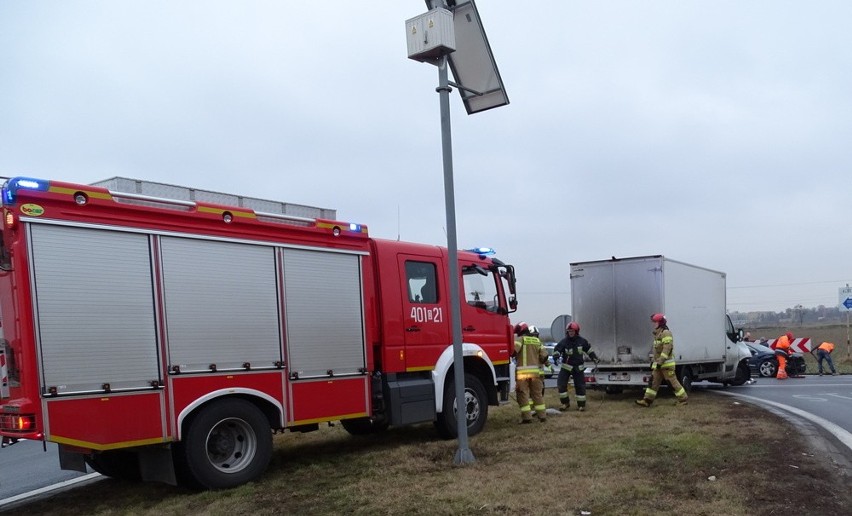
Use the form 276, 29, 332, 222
730, 305, 850, 326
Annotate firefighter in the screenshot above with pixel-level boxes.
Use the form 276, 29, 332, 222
774, 332, 793, 380
553, 321, 598, 412
529, 325, 546, 408
816, 341, 838, 376
636, 313, 688, 407
513, 322, 548, 423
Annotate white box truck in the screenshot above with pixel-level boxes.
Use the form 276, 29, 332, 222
569, 255, 751, 393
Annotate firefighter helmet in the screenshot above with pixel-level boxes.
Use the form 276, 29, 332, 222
566, 321, 580, 333
514, 322, 529, 336
651, 313, 667, 326
528, 325, 539, 337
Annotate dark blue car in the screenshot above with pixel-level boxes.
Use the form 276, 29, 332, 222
745, 342, 806, 378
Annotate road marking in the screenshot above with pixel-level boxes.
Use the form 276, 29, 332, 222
715, 391, 852, 454
0, 472, 101, 511
824, 393, 852, 401
791, 394, 829, 402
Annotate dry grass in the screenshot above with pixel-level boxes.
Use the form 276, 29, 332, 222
13, 387, 852, 516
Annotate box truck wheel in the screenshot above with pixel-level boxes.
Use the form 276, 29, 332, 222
85, 450, 141, 481
730, 362, 750, 386
177, 398, 272, 489
435, 373, 488, 439
677, 366, 694, 393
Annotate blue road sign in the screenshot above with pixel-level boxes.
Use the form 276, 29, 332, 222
844, 297, 852, 309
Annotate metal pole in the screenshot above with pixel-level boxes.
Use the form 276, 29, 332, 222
437, 54, 474, 465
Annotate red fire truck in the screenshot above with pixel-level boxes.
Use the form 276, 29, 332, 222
0, 176, 517, 489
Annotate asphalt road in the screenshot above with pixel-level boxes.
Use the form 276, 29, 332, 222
723, 375, 852, 431
0, 440, 94, 501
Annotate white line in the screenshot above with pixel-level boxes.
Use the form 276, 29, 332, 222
715, 390, 852, 453
0, 472, 102, 509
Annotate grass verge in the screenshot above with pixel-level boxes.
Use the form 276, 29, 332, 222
13, 388, 852, 515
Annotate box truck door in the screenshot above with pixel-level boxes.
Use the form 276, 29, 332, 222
398, 256, 450, 369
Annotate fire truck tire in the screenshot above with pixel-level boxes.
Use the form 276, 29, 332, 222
85, 450, 142, 481
340, 417, 390, 435
177, 398, 273, 489
434, 372, 488, 440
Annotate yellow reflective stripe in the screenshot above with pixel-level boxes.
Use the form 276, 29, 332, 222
660, 353, 669, 359
521, 406, 532, 413
674, 388, 686, 397
661, 336, 673, 344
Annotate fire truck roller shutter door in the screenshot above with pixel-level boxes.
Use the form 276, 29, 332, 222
28, 224, 159, 393
160, 237, 280, 372
282, 248, 366, 378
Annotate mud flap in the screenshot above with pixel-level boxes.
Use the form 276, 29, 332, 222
58, 444, 88, 473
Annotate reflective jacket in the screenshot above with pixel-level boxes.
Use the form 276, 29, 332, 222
775, 335, 791, 351
515, 335, 547, 378
554, 334, 598, 368
818, 342, 835, 353
652, 327, 675, 369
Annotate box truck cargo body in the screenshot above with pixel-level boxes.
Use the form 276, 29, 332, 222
570, 256, 750, 392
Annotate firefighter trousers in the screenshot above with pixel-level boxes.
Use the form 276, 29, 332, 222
642, 366, 687, 403
516, 375, 546, 421
557, 365, 587, 409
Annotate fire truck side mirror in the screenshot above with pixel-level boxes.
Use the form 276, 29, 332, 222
508, 295, 517, 311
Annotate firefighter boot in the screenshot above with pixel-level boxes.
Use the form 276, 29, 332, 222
577, 403, 586, 412
635, 398, 653, 407
559, 402, 570, 412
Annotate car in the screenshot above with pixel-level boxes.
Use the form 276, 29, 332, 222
543, 344, 559, 378
745, 342, 807, 378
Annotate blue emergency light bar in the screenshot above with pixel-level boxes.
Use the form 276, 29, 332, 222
3, 177, 50, 204
467, 247, 496, 256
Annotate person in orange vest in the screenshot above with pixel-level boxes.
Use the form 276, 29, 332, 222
513, 322, 548, 423
774, 332, 793, 379
816, 341, 838, 376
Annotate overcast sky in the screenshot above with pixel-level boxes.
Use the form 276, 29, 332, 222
2, 1, 851, 328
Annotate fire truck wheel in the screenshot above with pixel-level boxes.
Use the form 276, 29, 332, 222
434, 373, 488, 440
84, 450, 141, 481
178, 398, 273, 489
340, 417, 390, 436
